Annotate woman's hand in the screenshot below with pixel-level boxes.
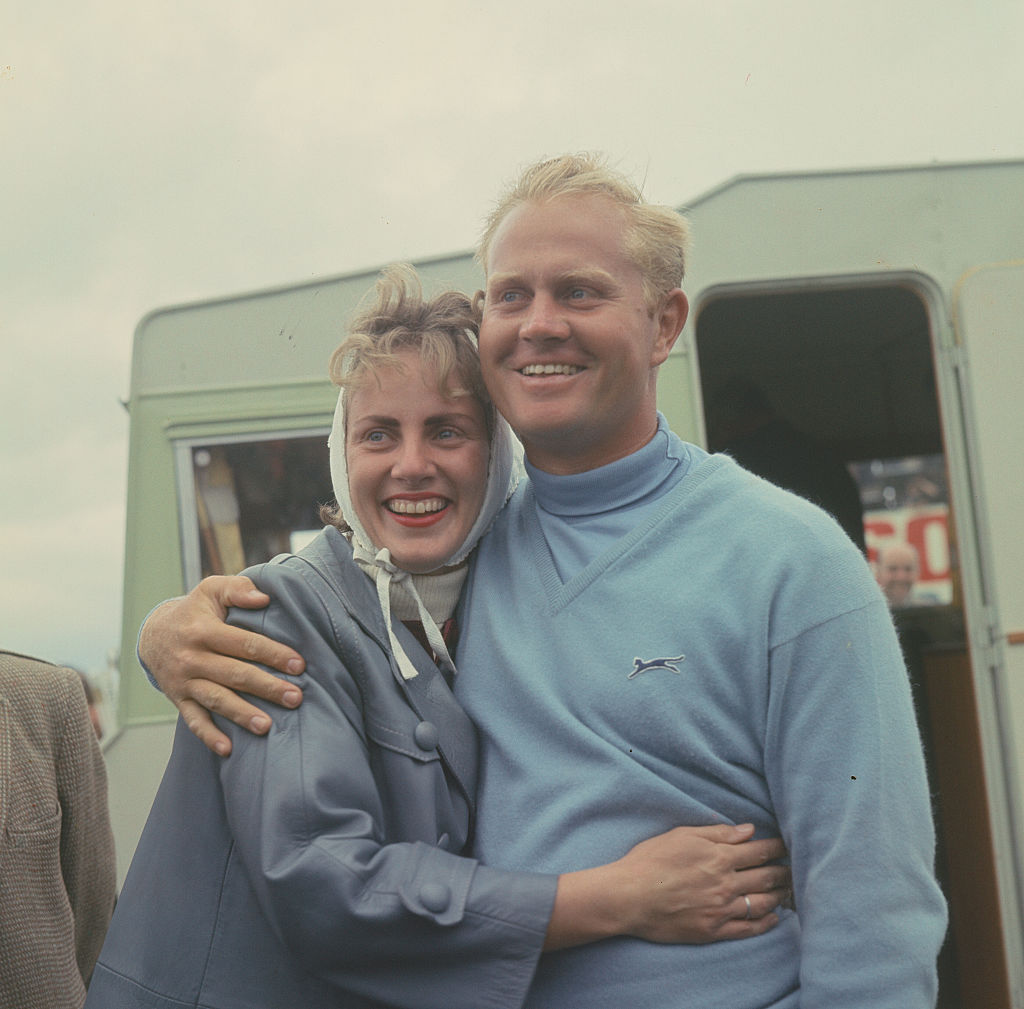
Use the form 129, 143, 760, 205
545, 823, 790, 950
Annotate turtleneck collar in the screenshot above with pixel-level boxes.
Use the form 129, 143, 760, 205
526, 414, 692, 518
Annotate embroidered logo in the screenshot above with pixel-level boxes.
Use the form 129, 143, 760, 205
628, 654, 686, 679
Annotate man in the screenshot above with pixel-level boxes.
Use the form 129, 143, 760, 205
140, 154, 946, 1006
0, 650, 117, 1009
875, 541, 939, 607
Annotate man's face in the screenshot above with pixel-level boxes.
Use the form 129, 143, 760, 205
479, 194, 687, 474
876, 545, 919, 606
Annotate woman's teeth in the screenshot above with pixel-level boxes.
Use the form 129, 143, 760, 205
387, 498, 446, 515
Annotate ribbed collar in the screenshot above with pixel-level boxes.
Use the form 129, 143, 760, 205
526, 414, 691, 518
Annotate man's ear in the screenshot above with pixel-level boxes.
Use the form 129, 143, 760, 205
471, 290, 486, 322
650, 289, 689, 366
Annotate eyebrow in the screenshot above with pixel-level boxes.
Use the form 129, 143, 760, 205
350, 410, 481, 428
486, 267, 619, 291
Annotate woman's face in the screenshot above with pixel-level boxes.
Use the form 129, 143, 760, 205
345, 350, 490, 573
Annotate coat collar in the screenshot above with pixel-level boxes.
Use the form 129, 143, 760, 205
296, 527, 479, 804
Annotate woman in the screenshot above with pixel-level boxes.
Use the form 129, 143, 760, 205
87, 266, 783, 1009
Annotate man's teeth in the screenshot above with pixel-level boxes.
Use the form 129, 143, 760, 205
521, 363, 582, 376
388, 498, 446, 515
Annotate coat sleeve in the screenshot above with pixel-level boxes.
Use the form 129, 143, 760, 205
54, 670, 117, 987
765, 593, 948, 1007
217, 559, 557, 1009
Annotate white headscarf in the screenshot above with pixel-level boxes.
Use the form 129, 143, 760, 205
328, 376, 522, 681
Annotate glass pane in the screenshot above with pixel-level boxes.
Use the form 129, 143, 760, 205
851, 454, 954, 607
189, 434, 333, 578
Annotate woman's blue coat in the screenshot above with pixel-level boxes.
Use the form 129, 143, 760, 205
87, 527, 555, 1009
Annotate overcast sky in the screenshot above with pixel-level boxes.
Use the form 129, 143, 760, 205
3, 0, 1023, 676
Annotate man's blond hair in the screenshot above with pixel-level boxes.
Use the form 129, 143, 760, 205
477, 153, 691, 310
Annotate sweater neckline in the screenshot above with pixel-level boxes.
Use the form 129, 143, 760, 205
525, 415, 692, 518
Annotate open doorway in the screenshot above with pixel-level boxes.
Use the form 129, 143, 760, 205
695, 282, 1010, 1008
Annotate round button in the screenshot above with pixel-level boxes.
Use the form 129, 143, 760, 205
419, 883, 451, 913
414, 721, 439, 750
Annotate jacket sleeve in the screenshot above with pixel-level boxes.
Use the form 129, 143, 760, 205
765, 593, 948, 1007
54, 670, 117, 987
217, 558, 557, 1009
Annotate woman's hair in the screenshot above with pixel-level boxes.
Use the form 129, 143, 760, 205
476, 152, 691, 310
320, 263, 492, 530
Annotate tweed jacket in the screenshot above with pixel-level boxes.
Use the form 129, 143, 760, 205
88, 528, 555, 1009
0, 651, 117, 1009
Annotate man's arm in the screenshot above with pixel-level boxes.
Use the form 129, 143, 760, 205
769, 599, 947, 1005
139, 575, 306, 755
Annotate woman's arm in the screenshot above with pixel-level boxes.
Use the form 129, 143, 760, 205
546, 823, 788, 949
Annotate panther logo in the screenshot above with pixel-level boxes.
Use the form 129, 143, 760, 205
628, 654, 686, 679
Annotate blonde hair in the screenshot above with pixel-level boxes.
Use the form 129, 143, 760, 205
477, 153, 691, 309
320, 263, 493, 530
329, 263, 489, 407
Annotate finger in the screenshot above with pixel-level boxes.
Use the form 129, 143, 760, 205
682, 822, 756, 844
713, 909, 782, 942
204, 574, 272, 613
195, 650, 303, 707
203, 624, 306, 679
733, 862, 792, 897
186, 677, 280, 735
725, 835, 788, 870
177, 698, 235, 757
732, 888, 789, 922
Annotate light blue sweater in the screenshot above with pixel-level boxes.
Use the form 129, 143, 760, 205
456, 418, 946, 1008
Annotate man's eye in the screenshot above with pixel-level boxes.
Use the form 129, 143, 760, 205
366, 430, 387, 443
499, 290, 520, 303
568, 287, 589, 300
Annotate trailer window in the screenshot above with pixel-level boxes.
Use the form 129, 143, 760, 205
851, 453, 952, 606
177, 430, 334, 585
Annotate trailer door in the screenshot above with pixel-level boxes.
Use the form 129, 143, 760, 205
954, 262, 1024, 969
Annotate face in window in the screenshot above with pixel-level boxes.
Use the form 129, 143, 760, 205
345, 350, 491, 573
875, 542, 920, 607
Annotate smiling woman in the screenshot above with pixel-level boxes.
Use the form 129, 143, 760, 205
343, 358, 490, 573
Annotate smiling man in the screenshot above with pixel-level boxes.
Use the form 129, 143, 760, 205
473, 189, 686, 474
436, 155, 945, 1008
139, 154, 946, 1007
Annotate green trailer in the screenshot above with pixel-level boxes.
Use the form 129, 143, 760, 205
109, 159, 1024, 1008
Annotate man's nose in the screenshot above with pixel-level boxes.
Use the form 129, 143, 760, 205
521, 293, 570, 341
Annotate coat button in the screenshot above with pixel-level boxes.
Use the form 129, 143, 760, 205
414, 721, 439, 751
419, 883, 451, 913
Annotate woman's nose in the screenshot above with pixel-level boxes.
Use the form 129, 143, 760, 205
391, 437, 435, 479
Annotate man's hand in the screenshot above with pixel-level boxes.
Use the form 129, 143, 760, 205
139, 575, 306, 756
546, 823, 791, 950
